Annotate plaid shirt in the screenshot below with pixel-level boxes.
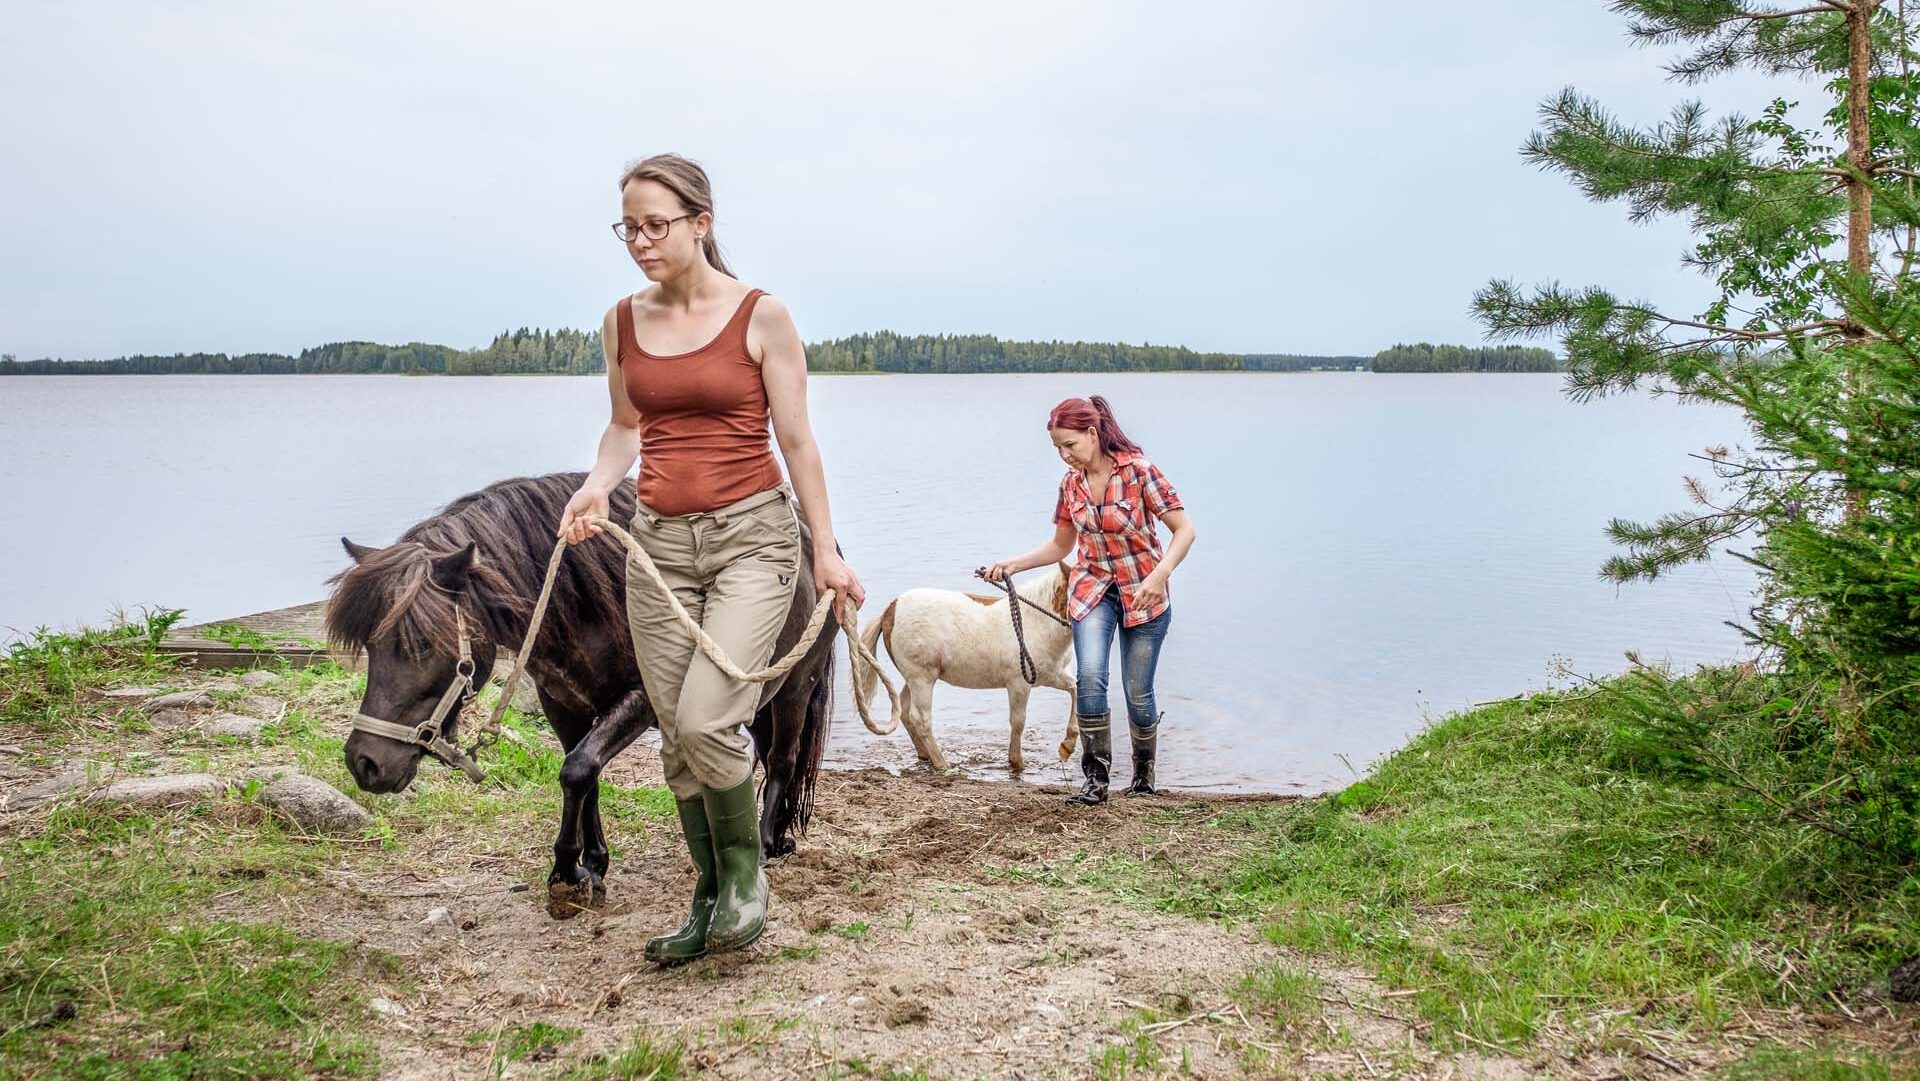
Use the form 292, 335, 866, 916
1052, 450, 1184, 627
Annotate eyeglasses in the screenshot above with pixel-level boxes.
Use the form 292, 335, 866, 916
611, 214, 696, 243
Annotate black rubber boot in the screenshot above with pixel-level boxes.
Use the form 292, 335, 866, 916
701, 778, 769, 952
644, 798, 716, 965
1066, 713, 1111, 805
1124, 715, 1160, 797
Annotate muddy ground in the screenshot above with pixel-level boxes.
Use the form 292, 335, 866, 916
270, 756, 1564, 1081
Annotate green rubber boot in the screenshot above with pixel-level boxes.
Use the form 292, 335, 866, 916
645, 798, 717, 965
701, 778, 769, 953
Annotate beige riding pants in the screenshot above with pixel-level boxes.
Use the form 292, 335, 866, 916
625, 484, 802, 800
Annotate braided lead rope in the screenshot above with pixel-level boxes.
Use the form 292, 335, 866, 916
583, 515, 903, 736
471, 536, 570, 757
978, 571, 1040, 685
475, 513, 905, 759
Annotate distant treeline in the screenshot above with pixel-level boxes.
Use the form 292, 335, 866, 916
449, 328, 602, 376
0, 334, 1558, 375
1242, 354, 1369, 371
1372, 342, 1561, 373
0, 344, 456, 375
802, 332, 1245, 373
0, 329, 601, 377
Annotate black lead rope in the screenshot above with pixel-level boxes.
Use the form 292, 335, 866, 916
975, 569, 1070, 685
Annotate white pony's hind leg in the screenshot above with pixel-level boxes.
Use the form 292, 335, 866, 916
902, 675, 950, 772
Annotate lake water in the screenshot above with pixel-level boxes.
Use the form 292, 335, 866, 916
0, 373, 1757, 793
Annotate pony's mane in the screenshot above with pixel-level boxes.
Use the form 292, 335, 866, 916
1013, 562, 1071, 620
325, 473, 616, 659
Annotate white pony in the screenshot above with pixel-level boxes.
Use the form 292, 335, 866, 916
853, 563, 1078, 773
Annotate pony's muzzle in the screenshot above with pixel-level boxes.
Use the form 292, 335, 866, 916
344, 732, 422, 793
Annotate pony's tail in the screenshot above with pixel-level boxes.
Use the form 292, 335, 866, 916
777, 641, 834, 840
853, 600, 894, 710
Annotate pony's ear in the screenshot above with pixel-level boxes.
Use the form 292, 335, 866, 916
429, 543, 478, 592
341, 537, 380, 564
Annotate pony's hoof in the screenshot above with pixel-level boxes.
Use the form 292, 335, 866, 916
763, 835, 796, 860
545, 875, 605, 920
1009, 756, 1026, 774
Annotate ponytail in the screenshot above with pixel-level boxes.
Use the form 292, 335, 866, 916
700, 232, 733, 278
1047, 395, 1143, 458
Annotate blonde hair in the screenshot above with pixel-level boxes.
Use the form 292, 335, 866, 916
617, 153, 733, 277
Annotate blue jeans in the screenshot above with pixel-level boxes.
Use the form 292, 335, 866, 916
1072, 588, 1172, 730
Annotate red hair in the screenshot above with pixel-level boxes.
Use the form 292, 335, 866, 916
1048, 395, 1141, 458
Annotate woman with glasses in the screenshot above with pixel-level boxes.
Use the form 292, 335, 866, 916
984, 396, 1195, 805
557, 153, 865, 963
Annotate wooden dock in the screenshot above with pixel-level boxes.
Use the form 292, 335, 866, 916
159, 601, 336, 670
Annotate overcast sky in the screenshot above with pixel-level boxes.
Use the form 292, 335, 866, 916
1, 0, 1801, 360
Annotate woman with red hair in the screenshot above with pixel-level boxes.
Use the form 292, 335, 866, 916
985, 395, 1197, 803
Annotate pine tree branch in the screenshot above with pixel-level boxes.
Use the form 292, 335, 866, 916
1899, 0, 1915, 280
1657, 315, 1854, 338
1687, 451, 1798, 472
1726, 3, 1854, 19
1693, 741, 1885, 854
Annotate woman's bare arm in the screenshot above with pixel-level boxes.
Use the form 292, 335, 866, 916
755, 295, 866, 607
984, 522, 1077, 582
558, 304, 642, 544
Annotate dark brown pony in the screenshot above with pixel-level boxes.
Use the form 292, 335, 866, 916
325, 473, 834, 915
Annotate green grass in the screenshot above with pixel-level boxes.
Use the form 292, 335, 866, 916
0, 801, 396, 1077
827, 921, 871, 940
1233, 962, 1325, 1032
1717, 1043, 1920, 1080
1128, 684, 1920, 1050
1090, 1028, 1163, 1080
192, 622, 320, 653
198, 622, 277, 651
1, 609, 184, 735
830, 1056, 936, 1080
559, 1036, 685, 1080
470, 1020, 581, 1069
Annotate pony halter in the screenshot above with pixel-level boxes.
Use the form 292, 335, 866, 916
349, 607, 488, 782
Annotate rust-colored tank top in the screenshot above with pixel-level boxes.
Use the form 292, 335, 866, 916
617, 288, 785, 516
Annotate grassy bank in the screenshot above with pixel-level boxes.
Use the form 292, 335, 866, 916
1082, 677, 1920, 1075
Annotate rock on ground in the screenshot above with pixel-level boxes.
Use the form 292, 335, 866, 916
252, 772, 373, 835
238, 670, 280, 686
102, 686, 160, 699
1, 770, 92, 811
88, 774, 225, 810
203, 713, 266, 740
143, 690, 213, 712
510, 675, 541, 715
238, 695, 285, 719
